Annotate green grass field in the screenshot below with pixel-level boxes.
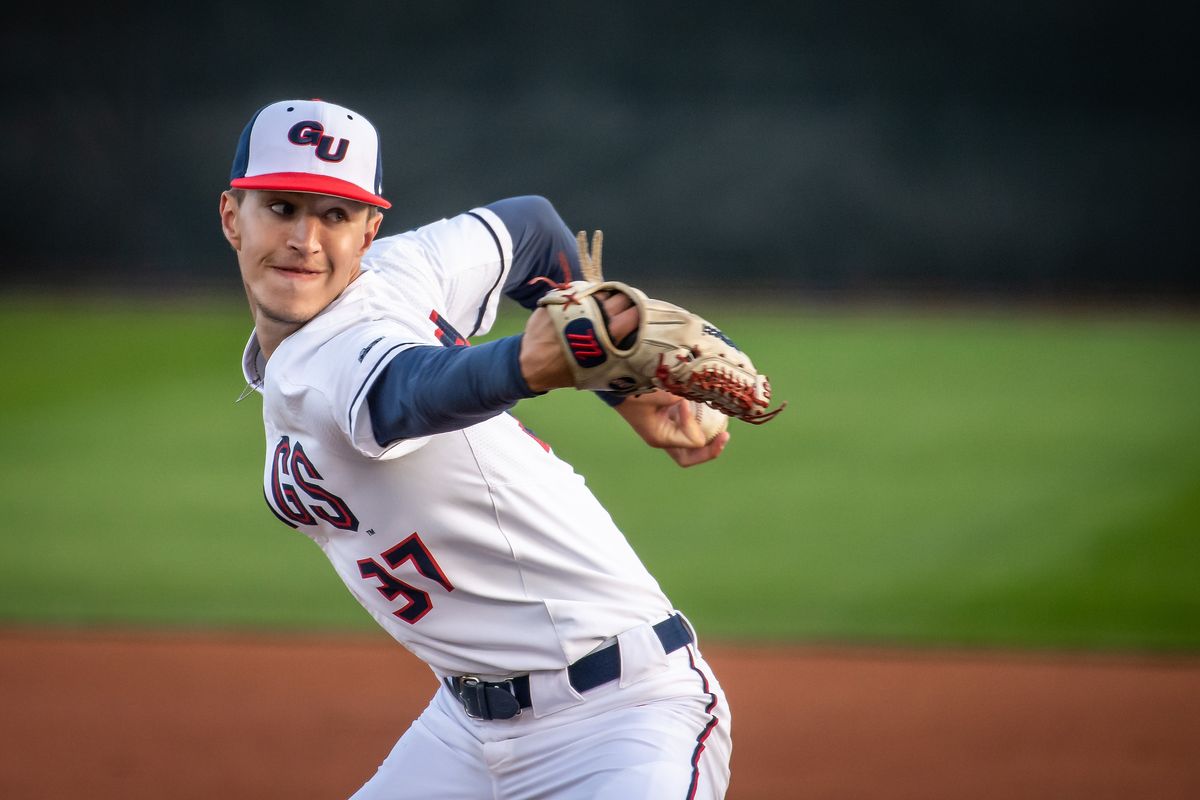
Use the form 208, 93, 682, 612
2, 295, 1198, 652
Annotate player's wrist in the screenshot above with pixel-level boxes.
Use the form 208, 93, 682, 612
511, 333, 551, 396
518, 313, 574, 392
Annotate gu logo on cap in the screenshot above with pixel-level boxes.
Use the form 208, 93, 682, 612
229, 99, 391, 209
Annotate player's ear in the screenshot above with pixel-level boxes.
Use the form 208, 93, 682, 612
219, 191, 242, 251
358, 211, 383, 255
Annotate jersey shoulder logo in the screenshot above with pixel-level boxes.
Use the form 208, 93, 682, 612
429, 309, 468, 347
358, 336, 384, 362
267, 436, 359, 531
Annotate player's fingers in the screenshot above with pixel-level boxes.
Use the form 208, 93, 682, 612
605, 302, 639, 345
614, 391, 706, 449
598, 290, 637, 342
666, 431, 730, 468
599, 289, 633, 315
658, 395, 706, 448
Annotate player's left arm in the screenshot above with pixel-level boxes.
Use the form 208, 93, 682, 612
487, 197, 638, 406
486, 195, 579, 310
489, 196, 731, 466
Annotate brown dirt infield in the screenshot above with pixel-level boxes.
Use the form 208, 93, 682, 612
1, 628, 1198, 799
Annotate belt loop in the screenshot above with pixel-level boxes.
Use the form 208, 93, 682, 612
617, 618, 671, 688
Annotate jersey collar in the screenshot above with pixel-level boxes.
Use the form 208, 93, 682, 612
236, 268, 374, 400
238, 331, 266, 399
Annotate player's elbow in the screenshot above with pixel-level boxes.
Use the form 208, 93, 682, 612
488, 195, 564, 233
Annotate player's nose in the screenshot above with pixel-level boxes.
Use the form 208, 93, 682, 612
286, 214, 323, 253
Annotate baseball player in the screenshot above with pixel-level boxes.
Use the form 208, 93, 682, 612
219, 98, 770, 799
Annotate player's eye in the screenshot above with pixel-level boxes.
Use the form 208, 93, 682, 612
326, 208, 349, 223
268, 201, 295, 216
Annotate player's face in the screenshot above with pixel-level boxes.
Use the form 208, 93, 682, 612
220, 190, 382, 329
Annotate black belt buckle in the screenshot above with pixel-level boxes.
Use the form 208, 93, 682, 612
455, 676, 523, 720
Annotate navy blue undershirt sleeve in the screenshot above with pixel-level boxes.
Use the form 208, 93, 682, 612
486, 195, 581, 310
367, 335, 542, 446
485, 195, 626, 408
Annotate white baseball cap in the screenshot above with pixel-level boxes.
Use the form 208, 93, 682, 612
230, 99, 391, 209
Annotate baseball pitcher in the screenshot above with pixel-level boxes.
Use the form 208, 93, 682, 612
219, 98, 783, 800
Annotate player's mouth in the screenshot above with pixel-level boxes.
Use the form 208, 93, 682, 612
270, 264, 324, 279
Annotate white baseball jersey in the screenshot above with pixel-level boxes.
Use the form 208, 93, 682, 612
240, 206, 676, 680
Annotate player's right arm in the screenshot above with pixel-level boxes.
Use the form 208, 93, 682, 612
361, 196, 710, 462
363, 292, 635, 444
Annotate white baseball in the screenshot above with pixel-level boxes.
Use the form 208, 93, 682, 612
692, 400, 729, 443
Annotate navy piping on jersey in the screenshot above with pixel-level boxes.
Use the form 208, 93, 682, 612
366, 335, 540, 445
464, 210, 506, 338
349, 342, 410, 433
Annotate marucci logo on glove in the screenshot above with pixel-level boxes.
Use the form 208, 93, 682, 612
564, 319, 606, 366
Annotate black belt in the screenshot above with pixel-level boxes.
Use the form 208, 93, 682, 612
446, 614, 693, 720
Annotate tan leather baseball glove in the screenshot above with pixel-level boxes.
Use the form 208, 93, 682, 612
535, 231, 785, 424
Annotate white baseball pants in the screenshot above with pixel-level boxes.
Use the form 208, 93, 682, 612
350, 644, 732, 800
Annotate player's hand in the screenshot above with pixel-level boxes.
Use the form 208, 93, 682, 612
614, 390, 730, 468
520, 290, 638, 392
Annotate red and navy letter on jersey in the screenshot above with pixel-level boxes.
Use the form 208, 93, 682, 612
267, 436, 359, 530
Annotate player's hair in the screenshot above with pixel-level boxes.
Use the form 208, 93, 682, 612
227, 188, 380, 219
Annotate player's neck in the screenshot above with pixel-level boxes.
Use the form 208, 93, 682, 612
252, 315, 303, 362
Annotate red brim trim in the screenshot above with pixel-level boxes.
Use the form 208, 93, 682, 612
231, 173, 392, 209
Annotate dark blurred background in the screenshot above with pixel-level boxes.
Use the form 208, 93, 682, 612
4, 1, 1197, 301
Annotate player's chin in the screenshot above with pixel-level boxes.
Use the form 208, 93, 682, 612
257, 296, 322, 326
255, 283, 330, 324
